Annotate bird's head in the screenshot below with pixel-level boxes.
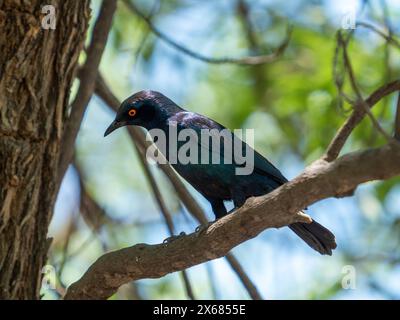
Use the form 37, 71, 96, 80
104, 90, 177, 136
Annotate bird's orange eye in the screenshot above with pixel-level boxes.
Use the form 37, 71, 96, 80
128, 109, 137, 117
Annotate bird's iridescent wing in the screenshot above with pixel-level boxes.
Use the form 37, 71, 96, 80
174, 112, 288, 184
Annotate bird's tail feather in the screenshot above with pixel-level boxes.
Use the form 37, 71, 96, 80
289, 219, 337, 255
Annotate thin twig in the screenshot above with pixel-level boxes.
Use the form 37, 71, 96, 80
205, 263, 219, 299
375, 1, 393, 145
236, 0, 260, 51
380, 0, 393, 80
354, 20, 399, 143
324, 79, 400, 161
325, 30, 397, 161
395, 92, 400, 141
338, 31, 391, 141
123, 0, 292, 66
56, 215, 77, 282
57, 0, 117, 188
356, 21, 400, 50
333, 32, 345, 111
75, 162, 125, 229
380, 0, 392, 33
224, 254, 261, 300
130, 0, 160, 77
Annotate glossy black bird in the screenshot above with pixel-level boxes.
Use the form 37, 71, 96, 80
105, 90, 337, 255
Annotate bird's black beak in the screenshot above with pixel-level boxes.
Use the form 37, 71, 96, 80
104, 120, 126, 137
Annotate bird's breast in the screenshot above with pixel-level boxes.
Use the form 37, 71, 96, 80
172, 163, 233, 200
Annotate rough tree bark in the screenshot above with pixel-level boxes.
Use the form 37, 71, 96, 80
0, 0, 90, 299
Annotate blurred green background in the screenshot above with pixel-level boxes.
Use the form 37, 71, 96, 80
45, 0, 400, 299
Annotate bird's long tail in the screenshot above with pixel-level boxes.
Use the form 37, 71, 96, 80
289, 220, 337, 255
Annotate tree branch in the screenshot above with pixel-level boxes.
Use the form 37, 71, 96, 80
123, 0, 291, 66
356, 21, 400, 50
75, 161, 123, 230
395, 92, 400, 141
236, 0, 261, 51
224, 254, 261, 300
64, 141, 400, 299
57, 0, 117, 187
324, 79, 400, 161
338, 31, 391, 141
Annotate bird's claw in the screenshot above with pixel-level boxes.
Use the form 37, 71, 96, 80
163, 231, 186, 244
195, 221, 214, 233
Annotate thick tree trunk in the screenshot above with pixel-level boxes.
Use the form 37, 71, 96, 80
0, 0, 90, 299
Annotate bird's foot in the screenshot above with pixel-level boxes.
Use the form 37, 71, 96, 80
163, 231, 186, 244
195, 221, 214, 233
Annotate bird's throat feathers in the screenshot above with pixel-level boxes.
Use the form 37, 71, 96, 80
143, 100, 183, 131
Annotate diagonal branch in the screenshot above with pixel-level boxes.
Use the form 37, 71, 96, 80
64, 141, 400, 299
224, 254, 261, 300
75, 161, 124, 230
338, 32, 391, 141
57, 0, 117, 187
236, 0, 261, 51
356, 21, 400, 50
324, 79, 400, 161
395, 92, 400, 141
123, 0, 292, 66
